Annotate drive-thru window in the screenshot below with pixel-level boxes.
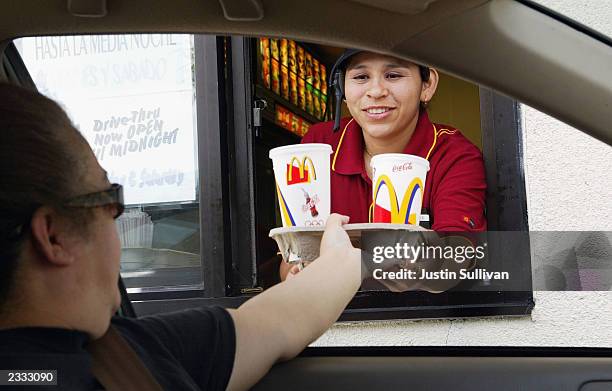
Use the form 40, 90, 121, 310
15, 33, 533, 320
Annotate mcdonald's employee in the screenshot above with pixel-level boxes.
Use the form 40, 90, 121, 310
281, 49, 487, 280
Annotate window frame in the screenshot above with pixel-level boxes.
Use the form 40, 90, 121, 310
104, 35, 231, 302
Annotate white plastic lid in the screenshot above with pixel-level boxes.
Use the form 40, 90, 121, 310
370, 153, 430, 171
269, 143, 333, 159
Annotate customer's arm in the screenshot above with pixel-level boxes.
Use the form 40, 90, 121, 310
226, 214, 361, 391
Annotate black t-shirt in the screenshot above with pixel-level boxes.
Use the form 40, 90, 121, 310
0, 307, 236, 390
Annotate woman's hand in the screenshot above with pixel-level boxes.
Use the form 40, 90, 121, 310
319, 214, 352, 255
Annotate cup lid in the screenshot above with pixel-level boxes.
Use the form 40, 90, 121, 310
370, 153, 430, 170
269, 143, 333, 159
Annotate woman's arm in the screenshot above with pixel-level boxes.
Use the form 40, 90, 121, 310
226, 214, 361, 391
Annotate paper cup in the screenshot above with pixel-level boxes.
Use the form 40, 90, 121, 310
269, 143, 332, 227
371, 153, 430, 225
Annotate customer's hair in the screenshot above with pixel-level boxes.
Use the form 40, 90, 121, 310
0, 83, 90, 308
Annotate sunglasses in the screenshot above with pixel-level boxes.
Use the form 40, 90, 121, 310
8, 183, 125, 240
64, 183, 125, 219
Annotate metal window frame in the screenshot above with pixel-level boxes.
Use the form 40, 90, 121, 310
126, 35, 232, 302
128, 35, 262, 303
226, 36, 259, 294
198, 35, 233, 298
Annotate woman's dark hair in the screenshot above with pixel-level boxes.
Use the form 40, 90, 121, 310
0, 83, 90, 308
417, 65, 431, 111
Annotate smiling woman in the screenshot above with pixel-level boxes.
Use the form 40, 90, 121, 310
343, 52, 438, 176
279, 49, 488, 281
302, 49, 486, 231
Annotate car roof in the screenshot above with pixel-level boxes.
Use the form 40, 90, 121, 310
1, 0, 611, 146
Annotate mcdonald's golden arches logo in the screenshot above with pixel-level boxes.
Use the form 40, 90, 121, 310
372, 175, 424, 225
286, 156, 317, 185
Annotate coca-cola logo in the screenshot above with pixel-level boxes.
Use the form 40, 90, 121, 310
392, 162, 413, 172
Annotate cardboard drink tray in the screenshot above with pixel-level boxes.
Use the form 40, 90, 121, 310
269, 223, 425, 263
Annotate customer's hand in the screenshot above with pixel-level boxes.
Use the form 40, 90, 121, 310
285, 214, 355, 280
320, 213, 352, 256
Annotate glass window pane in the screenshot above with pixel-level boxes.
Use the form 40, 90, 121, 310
15, 34, 202, 292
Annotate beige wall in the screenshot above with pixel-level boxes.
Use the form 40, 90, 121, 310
429, 72, 482, 149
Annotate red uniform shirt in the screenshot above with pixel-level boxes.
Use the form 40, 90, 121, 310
301, 110, 487, 231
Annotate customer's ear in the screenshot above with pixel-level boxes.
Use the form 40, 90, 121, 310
420, 68, 439, 104
30, 207, 76, 266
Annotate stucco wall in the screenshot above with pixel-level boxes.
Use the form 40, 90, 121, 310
313, 0, 612, 348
